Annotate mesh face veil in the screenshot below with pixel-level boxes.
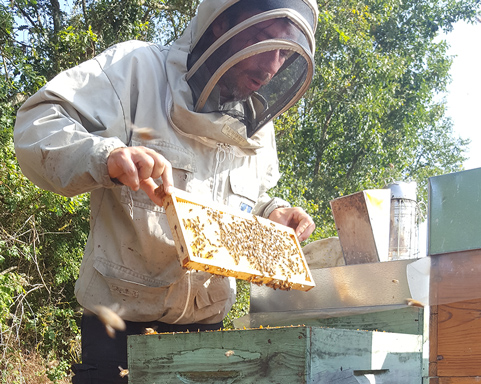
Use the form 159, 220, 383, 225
186, 0, 317, 138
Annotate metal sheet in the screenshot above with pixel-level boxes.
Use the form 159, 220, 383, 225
428, 167, 481, 255
233, 304, 409, 329
250, 259, 415, 313
330, 189, 391, 264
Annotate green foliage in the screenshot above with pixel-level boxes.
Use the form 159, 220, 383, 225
56, 25, 99, 71
223, 280, 250, 329
1, 4, 89, 374
0, 270, 25, 331
0, 115, 88, 380
274, 0, 478, 239
32, 306, 81, 365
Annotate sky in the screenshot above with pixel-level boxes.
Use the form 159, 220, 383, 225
417, 20, 481, 256
441, 20, 481, 170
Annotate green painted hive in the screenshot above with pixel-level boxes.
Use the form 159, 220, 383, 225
128, 326, 422, 383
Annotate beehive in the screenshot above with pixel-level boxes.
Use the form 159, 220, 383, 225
159, 188, 315, 291
128, 326, 423, 384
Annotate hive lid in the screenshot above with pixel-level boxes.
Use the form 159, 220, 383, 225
386, 181, 417, 200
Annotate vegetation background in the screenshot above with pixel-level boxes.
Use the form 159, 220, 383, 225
0, 0, 479, 382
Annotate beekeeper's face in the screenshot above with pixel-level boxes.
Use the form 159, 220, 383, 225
212, 12, 298, 102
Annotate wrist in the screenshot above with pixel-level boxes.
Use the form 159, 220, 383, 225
262, 197, 291, 219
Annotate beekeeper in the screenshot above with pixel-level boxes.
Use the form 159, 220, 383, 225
14, 0, 318, 382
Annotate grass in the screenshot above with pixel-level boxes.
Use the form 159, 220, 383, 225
1, 348, 75, 384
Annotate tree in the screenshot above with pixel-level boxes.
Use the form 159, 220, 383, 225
273, 0, 478, 238
1, 1, 201, 381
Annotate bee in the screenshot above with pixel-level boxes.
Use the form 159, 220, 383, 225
406, 298, 424, 308
93, 305, 126, 339
224, 350, 235, 357
135, 127, 157, 141
118, 366, 129, 378
105, 324, 116, 338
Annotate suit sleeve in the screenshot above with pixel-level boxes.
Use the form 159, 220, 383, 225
14, 51, 129, 197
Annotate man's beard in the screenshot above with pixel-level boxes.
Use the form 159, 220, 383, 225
218, 68, 251, 103
218, 66, 270, 103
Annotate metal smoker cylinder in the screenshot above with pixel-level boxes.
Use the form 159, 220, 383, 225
387, 181, 418, 260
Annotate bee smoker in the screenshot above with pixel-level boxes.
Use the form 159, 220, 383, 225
386, 181, 419, 260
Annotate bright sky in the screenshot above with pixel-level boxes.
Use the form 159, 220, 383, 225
418, 20, 480, 256
441, 20, 481, 170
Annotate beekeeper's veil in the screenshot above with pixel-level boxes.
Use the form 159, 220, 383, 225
190, 0, 317, 137
166, 0, 318, 147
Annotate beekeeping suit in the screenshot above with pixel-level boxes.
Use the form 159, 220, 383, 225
14, 0, 318, 325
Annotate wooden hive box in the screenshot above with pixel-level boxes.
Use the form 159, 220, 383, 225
128, 326, 423, 383
161, 188, 315, 291
428, 250, 481, 383
427, 170, 481, 383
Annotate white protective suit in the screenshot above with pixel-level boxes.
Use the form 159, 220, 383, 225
14, 0, 318, 324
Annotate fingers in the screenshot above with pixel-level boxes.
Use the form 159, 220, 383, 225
108, 147, 316, 240
160, 164, 174, 195
108, 146, 173, 197
108, 147, 140, 189
140, 178, 165, 206
296, 216, 316, 242
268, 207, 316, 242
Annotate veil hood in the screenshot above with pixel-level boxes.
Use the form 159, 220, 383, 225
165, 0, 318, 150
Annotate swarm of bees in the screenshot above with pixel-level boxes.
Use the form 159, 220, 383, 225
180, 204, 310, 290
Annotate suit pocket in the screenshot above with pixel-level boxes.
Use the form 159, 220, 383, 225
228, 166, 259, 213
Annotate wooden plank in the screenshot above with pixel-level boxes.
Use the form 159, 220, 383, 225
430, 250, 481, 305
161, 188, 315, 291
428, 168, 481, 255
436, 299, 481, 377
429, 304, 439, 378
429, 250, 481, 378
129, 327, 310, 384
298, 307, 423, 335
438, 379, 481, 384
309, 327, 422, 383
330, 190, 391, 264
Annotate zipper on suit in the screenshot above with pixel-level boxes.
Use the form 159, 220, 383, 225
212, 143, 232, 202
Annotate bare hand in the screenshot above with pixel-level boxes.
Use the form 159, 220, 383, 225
268, 207, 315, 242
107, 146, 173, 205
